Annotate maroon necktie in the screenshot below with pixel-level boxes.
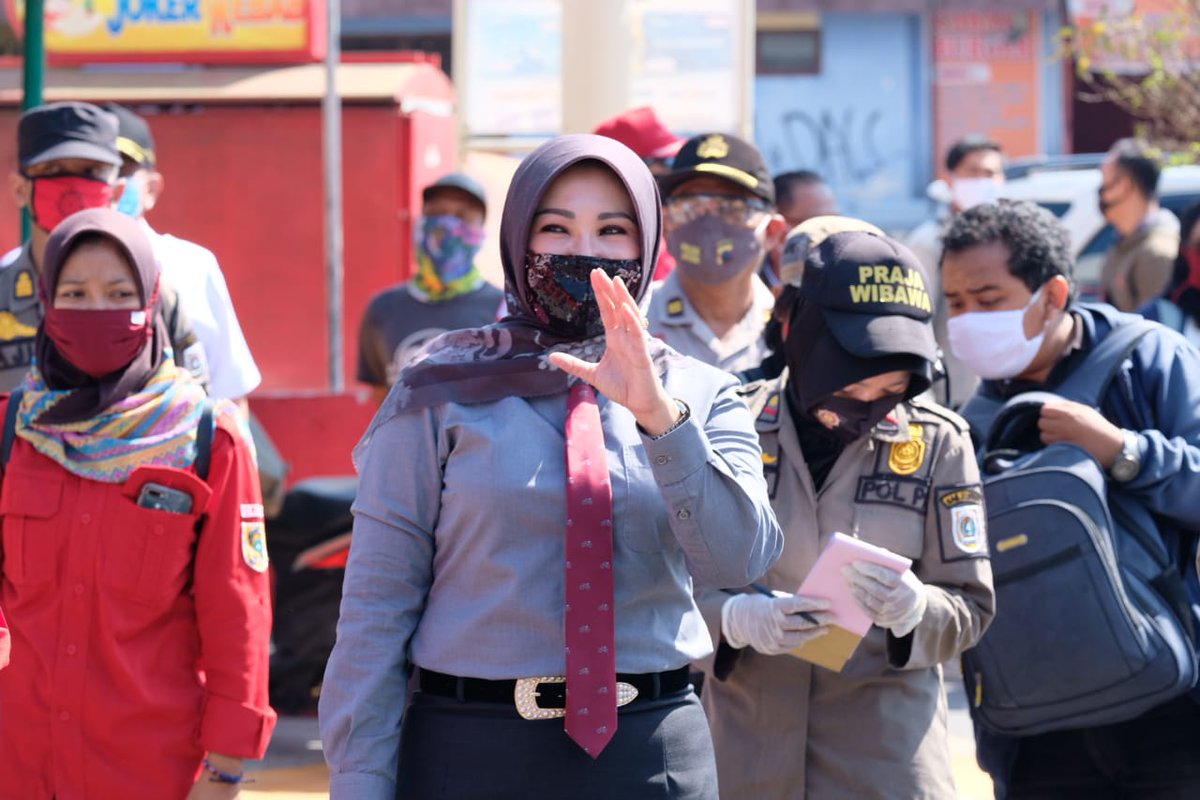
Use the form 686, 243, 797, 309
563, 382, 617, 758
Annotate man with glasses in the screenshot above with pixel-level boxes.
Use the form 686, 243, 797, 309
649, 133, 787, 373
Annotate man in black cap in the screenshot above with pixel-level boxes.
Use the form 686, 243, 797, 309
0, 101, 199, 392
103, 102, 261, 406
647, 132, 787, 373
356, 171, 502, 404
697, 224, 994, 800
0, 102, 125, 389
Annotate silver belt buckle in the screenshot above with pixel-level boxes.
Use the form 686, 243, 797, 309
513, 676, 640, 720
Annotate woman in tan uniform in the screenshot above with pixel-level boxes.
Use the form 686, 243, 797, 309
700, 221, 996, 799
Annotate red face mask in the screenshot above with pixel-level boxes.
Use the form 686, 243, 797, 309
42, 305, 152, 378
29, 175, 115, 232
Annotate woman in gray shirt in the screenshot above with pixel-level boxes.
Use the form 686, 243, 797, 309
318, 134, 783, 799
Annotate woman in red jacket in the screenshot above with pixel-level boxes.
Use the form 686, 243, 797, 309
0, 208, 275, 799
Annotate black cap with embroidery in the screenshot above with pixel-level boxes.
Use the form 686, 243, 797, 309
799, 229, 937, 362
102, 102, 157, 168
657, 132, 774, 205
18, 102, 121, 170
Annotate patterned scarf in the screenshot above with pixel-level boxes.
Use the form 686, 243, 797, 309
16, 360, 211, 483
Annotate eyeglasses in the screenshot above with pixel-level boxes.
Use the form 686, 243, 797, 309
664, 193, 771, 228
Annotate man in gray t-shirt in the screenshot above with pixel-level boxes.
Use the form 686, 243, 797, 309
357, 173, 503, 404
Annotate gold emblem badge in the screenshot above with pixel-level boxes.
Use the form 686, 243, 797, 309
241, 521, 269, 573
815, 408, 840, 429
888, 423, 926, 475
14, 271, 33, 299
696, 134, 729, 160
0, 311, 37, 341
666, 298, 685, 317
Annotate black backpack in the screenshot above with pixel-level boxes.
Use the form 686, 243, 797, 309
960, 319, 1198, 736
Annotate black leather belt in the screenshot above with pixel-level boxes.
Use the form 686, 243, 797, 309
418, 666, 690, 719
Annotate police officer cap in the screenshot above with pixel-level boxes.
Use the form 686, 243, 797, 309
423, 172, 487, 216
799, 229, 937, 363
102, 102, 156, 168
657, 132, 774, 205
18, 101, 122, 171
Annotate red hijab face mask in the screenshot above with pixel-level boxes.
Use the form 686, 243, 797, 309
42, 293, 156, 379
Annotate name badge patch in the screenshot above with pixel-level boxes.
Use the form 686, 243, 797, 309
951, 504, 986, 555
855, 475, 929, 513
241, 521, 269, 572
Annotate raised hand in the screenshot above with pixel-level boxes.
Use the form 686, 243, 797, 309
548, 269, 681, 436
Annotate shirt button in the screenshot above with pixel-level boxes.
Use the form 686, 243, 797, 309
58, 711, 70, 722
73, 584, 85, 595
80, 513, 91, 524
655, 455, 670, 465
66, 644, 77, 656
676, 508, 692, 520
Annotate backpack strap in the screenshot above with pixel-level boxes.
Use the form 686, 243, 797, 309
1053, 319, 1157, 408
1, 388, 25, 473
195, 398, 216, 483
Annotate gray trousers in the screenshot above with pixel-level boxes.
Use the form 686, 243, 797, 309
395, 688, 718, 799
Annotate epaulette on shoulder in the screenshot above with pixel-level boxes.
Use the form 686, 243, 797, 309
737, 375, 785, 432
908, 394, 969, 434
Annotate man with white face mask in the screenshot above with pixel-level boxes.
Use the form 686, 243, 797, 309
941, 198, 1200, 799
905, 135, 1006, 409
647, 133, 788, 373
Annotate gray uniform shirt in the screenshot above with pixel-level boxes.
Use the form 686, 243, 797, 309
319, 358, 783, 799
645, 270, 774, 373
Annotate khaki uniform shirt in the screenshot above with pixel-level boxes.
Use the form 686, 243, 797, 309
1100, 209, 1179, 312
645, 270, 774, 373
0, 245, 42, 392
699, 375, 996, 799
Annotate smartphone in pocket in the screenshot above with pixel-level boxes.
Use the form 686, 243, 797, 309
137, 482, 194, 514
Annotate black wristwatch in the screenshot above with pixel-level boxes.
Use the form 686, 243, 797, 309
1109, 429, 1141, 483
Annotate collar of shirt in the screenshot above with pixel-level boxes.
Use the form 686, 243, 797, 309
651, 270, 775, 360
870, 402, 913, 443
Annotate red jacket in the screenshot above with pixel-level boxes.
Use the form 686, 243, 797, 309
0, 408, 276, 799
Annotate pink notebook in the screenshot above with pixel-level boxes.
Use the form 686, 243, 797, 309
789, 531, 912, 672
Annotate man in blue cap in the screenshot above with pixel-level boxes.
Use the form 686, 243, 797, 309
103, 102, 261, 406
357, 172, 503, 404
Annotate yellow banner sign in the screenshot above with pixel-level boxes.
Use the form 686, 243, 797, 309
10, 0, 323, 61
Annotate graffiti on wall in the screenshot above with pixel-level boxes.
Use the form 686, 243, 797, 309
772, 107, 889, 186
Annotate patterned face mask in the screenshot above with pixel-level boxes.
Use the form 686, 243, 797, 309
411, 214, 487, 302
524, 252, 643, 339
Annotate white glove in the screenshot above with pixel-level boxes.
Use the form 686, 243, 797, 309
721, 592, 831, 656
843, 561, 928, 637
